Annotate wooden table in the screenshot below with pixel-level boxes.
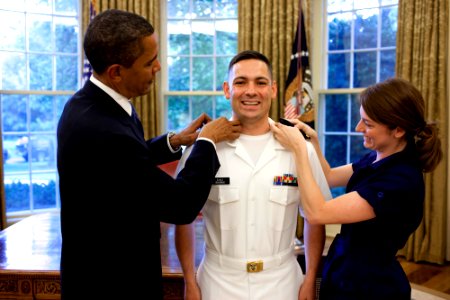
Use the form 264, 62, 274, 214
0, 212, 204, 300
0, 212, 61, 299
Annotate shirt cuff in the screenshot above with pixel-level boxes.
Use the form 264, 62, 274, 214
167, 132, 181, 153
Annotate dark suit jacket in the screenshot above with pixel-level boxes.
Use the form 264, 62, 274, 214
57, 80, 220, 299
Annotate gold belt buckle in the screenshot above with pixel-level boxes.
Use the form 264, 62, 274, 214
246, 260, 263, 272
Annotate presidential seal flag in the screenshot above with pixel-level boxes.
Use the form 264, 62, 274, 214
284, 10, 315, 129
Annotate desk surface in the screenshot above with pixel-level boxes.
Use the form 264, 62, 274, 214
0, 212, 203, 299
0, 212, 61, 271
0, 212, 203, 274
0, 212, 329, 272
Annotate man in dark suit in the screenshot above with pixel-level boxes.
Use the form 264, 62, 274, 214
57, 9, 241, 300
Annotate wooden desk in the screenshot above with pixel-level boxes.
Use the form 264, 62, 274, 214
0, 212, 61, 300
0, 212, 203, 300
0, 213, 329, 300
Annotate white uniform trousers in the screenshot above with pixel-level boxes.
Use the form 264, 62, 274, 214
197, 254, 303, 300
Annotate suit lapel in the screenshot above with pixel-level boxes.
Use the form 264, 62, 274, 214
83, 81, 145, 141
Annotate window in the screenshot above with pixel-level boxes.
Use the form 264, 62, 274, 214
0, 0, 80, 224
313, 0, 398, 197
161, 0, 238, 132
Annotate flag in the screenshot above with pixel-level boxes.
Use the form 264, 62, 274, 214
82, 0, 97, 85
284, 10, 315, 129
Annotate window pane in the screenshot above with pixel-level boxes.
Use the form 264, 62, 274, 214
215, 0, 237, 17
33, 173, 57, 209
215, 95, 231, 119
167, 0, 189, 18
328, 0, 353, 13
325, 94, 348, 132
328, 12, 351, 50
15, 135, 30, 163
380, 49, 396, 82
9, 136, 30, 169
354, 8, 378, 49
381, 0, 398, 5
55, 16, 78, 53
192, 95, 213, 119
28, 134, 55, 167
56, 55, 78, 90
168, 21, 191, 55
216, 56, 230, 90
4, 177, 30, 212
168, 57, 190, 91
325, 135, 347, 167
30, 95, 54, 131
193, 57, 213, 90
354, 0, 378, 9
0, 11, 25, 51
353, 51, 376, 88
1, 94, 27, 132
26, 0, 51, 13
0, 0, 25, 10
1, 53, 27, 90
165, 0, 237, 131
167, 96, 190, 132
29, 53, 52, 90
3, 135, 28, 171
33, 175, 57, 209
350, 94, 360, 130
328, 53, 350, 88
193, 0, 213, 18
350, 135, 370, 162
55, 0, 77, 14
192, 21, 213, 55
381, 7, 397, 47
216, 20, 237, 55
28, 14, 52, 52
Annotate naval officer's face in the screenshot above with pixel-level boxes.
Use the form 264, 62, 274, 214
223, 59, 277, 124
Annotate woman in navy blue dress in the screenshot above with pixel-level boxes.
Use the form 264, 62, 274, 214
271, 78, 443, 300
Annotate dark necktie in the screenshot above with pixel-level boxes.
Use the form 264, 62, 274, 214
131, 105, 144, 137
131, 106, 139, 124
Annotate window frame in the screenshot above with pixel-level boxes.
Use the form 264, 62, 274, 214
311, 0, 398, 167
0, 0, 82, 226
311, 0, 398, 236
159, 0, 238, 133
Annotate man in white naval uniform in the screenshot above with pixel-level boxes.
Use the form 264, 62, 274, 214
175, 50, 332, 300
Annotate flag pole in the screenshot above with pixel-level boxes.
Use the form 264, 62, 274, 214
296, 0, 303, 115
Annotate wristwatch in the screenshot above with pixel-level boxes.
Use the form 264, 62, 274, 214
167, 131, 181, 151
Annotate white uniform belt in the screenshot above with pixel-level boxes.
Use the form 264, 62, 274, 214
204, 247, 295, 272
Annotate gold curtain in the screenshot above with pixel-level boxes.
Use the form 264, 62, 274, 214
396, 0, 449, 264
81, 0, 161, 139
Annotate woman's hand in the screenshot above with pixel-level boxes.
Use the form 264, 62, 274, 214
285, 119, 318, 142
271, 121, 307, 152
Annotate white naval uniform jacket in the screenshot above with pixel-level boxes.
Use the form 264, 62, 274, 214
178, 127, 331, 300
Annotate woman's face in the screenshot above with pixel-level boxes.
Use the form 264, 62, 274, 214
355, 106, 398, 153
